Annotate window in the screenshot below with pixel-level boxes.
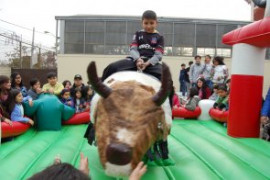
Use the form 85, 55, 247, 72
216, 48, 231, 57
173, 47, 193, 56
164, 47, 173, 56
197, 48, 215, 56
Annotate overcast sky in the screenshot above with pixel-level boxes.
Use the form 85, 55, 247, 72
0, 0, 251, 48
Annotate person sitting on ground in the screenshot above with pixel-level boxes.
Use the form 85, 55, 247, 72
73, 88, 86, 113
209, 84, 219, 101
28, 78, 43, 100
10, 72, 28, 97
261, 87, 270, 141
101, 10, 165, 81
180, 87, 200, 111
62, 80, 72, 89
196, 77, 211, 100
60, 88, 74, 108
7, 89, 34, 125
70, 74, 87, 98
42, 72, 64, 96
213, 84, 229, 111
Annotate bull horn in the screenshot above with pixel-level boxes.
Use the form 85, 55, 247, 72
152, 63, 173, 106
87, 61, 112, 98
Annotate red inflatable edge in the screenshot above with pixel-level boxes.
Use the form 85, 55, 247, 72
209, 108, 228, 123
63, 111, 90, 125
1, 122, 31, 138
172, 107, 201, 119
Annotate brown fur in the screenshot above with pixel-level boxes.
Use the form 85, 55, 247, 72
95, 80, 170, 170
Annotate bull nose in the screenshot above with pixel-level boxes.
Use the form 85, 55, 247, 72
106, 143, 132, 165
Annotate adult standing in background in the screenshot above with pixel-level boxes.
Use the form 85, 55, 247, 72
70, 74, 87, 99
189, 55, 204, 87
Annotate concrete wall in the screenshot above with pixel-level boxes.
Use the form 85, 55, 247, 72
0, 66, 11, 77
58, 54, 270, 97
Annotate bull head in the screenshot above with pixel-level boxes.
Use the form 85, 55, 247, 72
87, 62, 172, 177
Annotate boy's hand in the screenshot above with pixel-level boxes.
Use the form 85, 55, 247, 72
4, 118, 13, 126
261, 116, 268, 124
28, 119, 34, 126
29, 100, 33, 107
67, 101, 72, 106
141, 61, 151, 71
136, 58, 144, 70
49, 88, 54, 94
79, 153, 89, 176
129, 162, 147, 180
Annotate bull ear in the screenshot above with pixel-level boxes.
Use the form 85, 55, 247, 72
87, 61, 112, 98
152, 63, 173, 106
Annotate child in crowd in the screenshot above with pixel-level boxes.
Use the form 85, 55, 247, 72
261, 87, 270, 141
60, 89, 74, 108
213, 85, 229, 111
211, 56, 229, 85
179, 63, 188, 96
84, 85, 94, 111
74, 88, 86, 113
62, 80, 72, 89
10, 72, 28, 97
7, 89, 34, 125
42, 72, 64, 96
102, 10, 165, 81
209, 84, 219, 101
196, 77, 211, 99
180, 87, 200, 111
172, 86, 180, 109
226, 79, 231, 93
28, 78, 43, 100
189, 55, 203, 87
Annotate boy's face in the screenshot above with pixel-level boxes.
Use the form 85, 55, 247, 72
181, 65, 185, 69
48, 77, 57, 86
33, 81, 40, 90
74, 78, 82, 87
205, 56, 211, 63
16, 92, 23, 103
62, 92, 70, 100
142, 18, 157, 33
195, 57, 201, 64
218, 89, 227, 98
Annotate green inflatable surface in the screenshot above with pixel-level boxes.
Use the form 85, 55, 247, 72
1, 120, 270, 180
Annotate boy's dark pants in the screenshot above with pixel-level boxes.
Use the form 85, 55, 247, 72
102, 59, 162, 81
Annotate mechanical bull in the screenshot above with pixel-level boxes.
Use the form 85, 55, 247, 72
84, 61, 172, 177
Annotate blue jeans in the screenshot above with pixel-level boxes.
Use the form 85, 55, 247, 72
180, 80, 187, 96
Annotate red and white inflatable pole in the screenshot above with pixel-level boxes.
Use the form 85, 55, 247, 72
222, 0, 270, 137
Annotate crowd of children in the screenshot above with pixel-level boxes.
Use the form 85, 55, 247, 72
0, 72, 94, 131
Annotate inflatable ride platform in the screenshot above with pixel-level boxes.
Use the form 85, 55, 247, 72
1, 119, 270, 180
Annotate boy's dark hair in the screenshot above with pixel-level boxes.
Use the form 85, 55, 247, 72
218, 84, 228, 92
213, 56, 225, 65
10, 72, 24, 88
205, 55, 212, 59
181, 63, 186, 67
188, 61, 194, 66
142, 10, 157, 20
47, 72, 57, 79
194, 55, 201, 60
28, 163, 90, 180
213, 84, 219, 90
226, 79, 231, 84
61, 88, 70, 96
62, 80, 71, 87
189, 87, 198, 98
30, 78, 40, 87
0, 75, 9, 85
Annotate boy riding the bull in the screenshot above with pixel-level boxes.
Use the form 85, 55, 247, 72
102, 10, 164, 81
